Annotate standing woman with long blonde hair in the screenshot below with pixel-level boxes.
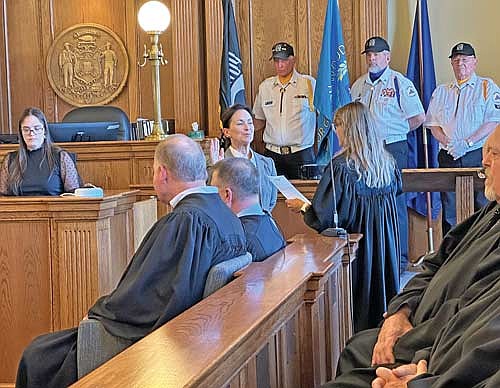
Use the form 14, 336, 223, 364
287, 101, 401, 332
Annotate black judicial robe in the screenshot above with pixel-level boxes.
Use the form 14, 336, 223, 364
16, 192, 246, 388
406, 273, 500, 387
240, 212, 286, 262
303, 155, 401, 332
324, 201, 500, 388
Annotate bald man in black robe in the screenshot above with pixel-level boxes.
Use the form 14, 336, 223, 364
16, 135, 247, 388
323, 124, 500, 387
371, 269, 500, 388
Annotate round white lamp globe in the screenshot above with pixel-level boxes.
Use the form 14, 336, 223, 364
138, 1, 171, 33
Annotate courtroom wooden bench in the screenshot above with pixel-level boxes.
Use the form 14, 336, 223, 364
0, 191, 156, 385
72, 234, 350, 388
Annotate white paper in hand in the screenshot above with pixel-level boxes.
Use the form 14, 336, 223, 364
268, 175, 311, 205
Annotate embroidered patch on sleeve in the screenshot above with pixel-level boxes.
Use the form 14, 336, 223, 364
407, 86, 417, 97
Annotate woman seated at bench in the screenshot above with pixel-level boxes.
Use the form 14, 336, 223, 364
0, 107, 81, 195
286, 101, 401, 332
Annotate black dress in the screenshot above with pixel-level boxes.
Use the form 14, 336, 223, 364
0, 148, 80, 195
303, 155, 401, 332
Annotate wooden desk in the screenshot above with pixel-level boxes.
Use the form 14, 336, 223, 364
0, 140, 212, 190
0, 191, 147, 384
72, 235, 347, 388
0, 141, 159, 189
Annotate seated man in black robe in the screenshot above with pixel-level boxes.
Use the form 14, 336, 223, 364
16, 134, 247, 388
323, 124, 500, 387
211, 157, 285, 262
372, 270, 500, 388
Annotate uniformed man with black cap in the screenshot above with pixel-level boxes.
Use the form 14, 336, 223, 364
351, 36, 425, 274
253, 42, 316, 179
426, 42, 500, 235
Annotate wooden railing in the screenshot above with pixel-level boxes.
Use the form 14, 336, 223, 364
72, 234, 354, 388
402, 168, 483, 224
270, 168, 484, 252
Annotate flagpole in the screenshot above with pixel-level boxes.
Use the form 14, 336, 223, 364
417, 0, 434, 254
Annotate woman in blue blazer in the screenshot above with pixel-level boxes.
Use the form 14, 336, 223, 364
210, 104, 277, 212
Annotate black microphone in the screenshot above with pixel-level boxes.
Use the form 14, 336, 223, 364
320, 154, 348, 239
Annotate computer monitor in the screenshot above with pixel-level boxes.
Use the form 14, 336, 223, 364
0, 134, 19, 144
48, 121, 121, 142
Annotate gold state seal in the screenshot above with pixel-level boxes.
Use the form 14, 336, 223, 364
46, 23, 129, 106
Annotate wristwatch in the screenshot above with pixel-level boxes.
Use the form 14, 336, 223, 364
466, 139, 474, 147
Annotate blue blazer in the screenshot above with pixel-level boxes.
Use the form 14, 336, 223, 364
225, 148, 278, 212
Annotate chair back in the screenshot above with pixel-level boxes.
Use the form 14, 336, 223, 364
63, 106, 131, 140
203, 252, 252, 298
77, 318, 133, 379
76, 252, 252, 379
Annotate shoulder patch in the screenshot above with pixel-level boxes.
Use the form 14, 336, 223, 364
407, 86, 417, 97
494, 92, 500, 109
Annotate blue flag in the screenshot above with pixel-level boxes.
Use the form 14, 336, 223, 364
220, 0, 246, 115
406, 0, 441, 219
314, 0, 351, 165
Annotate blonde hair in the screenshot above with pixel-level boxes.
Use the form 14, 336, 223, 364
334, 101, 396, 188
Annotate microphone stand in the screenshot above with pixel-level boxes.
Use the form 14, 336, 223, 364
320, 151, 348, 239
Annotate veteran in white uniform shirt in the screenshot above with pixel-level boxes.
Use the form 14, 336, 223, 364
426, 42, 500, 234
253, 42, 316, 179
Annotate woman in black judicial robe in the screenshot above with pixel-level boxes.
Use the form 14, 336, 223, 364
287, 101, 401, 332
0, 107, 81, 196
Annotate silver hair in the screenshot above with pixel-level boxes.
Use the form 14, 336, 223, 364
155, 134, 208, 181
211, 157, 259, 200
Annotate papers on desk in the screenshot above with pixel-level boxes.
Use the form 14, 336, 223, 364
268, 175, 311, 205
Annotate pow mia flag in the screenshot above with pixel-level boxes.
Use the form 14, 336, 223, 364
220, 0, 246, 115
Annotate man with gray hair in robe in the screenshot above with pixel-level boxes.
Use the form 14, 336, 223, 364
211, 157, 285, 262
16, 134, 246, 388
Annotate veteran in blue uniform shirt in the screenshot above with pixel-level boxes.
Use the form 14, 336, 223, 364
351, 36, 425, 273
253, 42, 316, 179
426, 42, 500, 235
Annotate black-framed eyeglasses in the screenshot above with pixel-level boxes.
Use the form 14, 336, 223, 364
21, 126, 44, 135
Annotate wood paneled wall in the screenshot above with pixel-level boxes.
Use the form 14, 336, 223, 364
0, 0, 385, 135
0, 0, 174, 132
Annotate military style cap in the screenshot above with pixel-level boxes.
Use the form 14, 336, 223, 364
361, 36, 390, 54
270, 42, 294, 60
448, 42, 476, 58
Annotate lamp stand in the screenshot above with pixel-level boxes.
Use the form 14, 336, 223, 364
140, 32, 167, 141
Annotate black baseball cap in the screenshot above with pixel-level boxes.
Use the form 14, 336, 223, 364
270, 42, 294, 60
448, 42, 476, 58
361, 36, 390, 54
